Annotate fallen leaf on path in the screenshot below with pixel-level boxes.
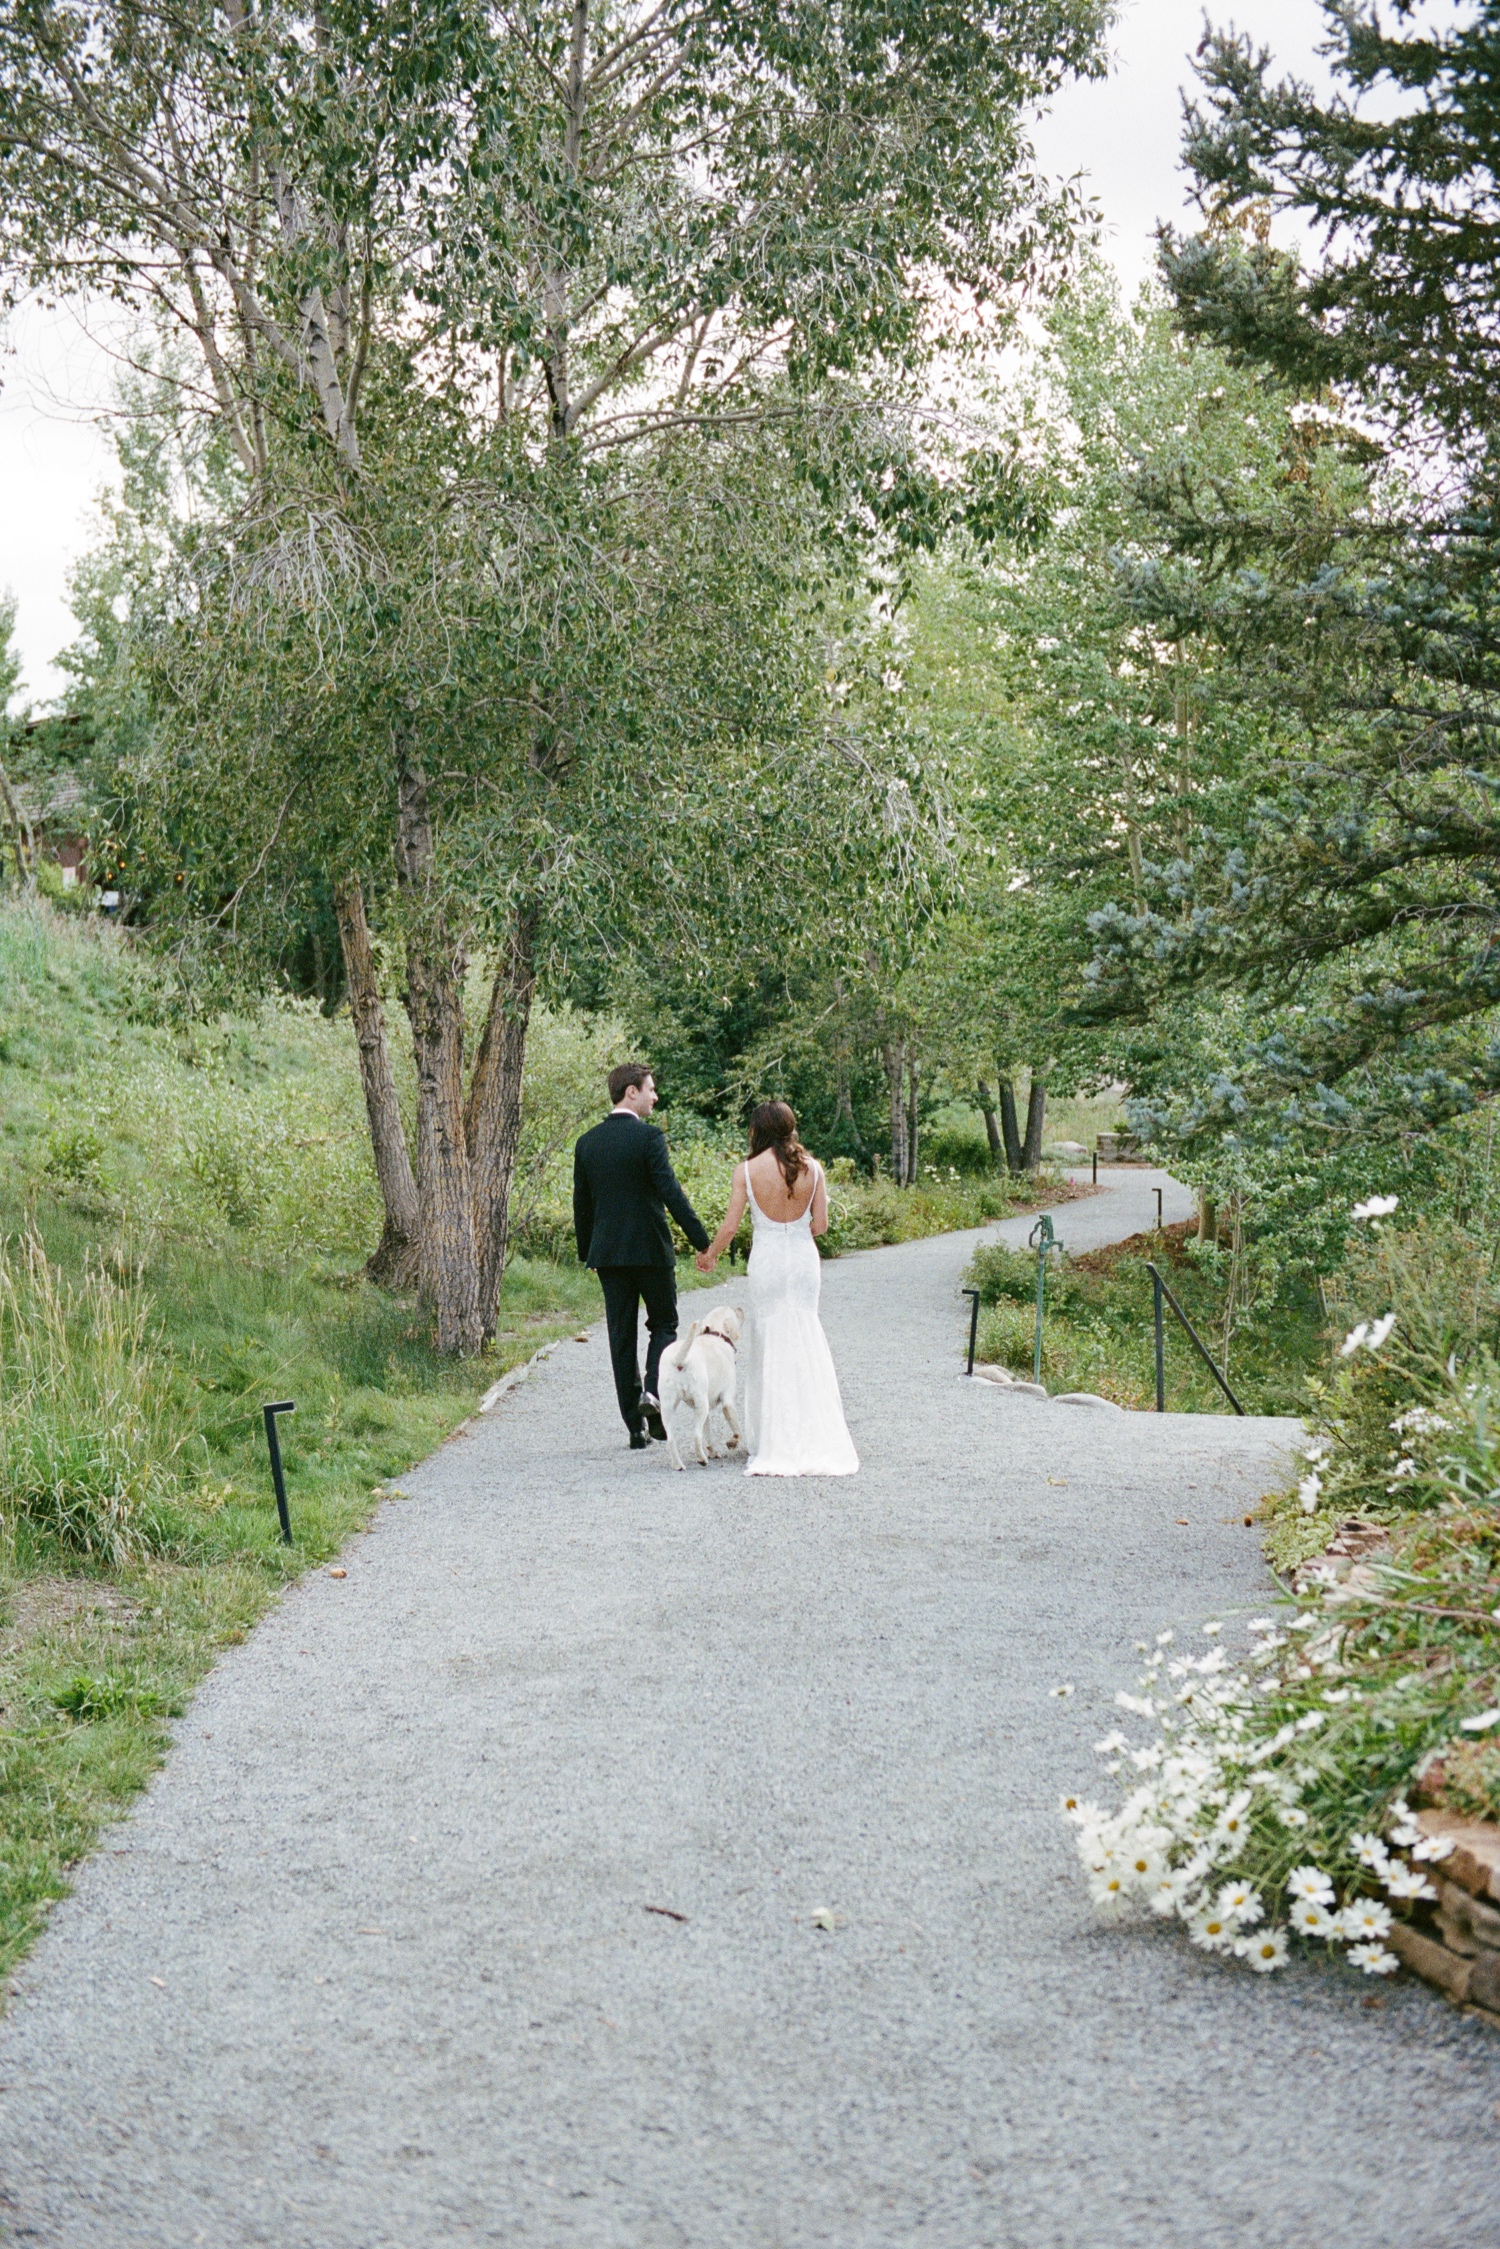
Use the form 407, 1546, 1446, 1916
1175, 1519, 1190, 1526
643, 1904, 688, 1923
1047, 1477, 1067, 1486
808, 1908, 844, 1932
328, 1567, 347, 1578
573, 1332, 590, 1343
150, 1977, 166, 1988
356, 1927, 387, 1936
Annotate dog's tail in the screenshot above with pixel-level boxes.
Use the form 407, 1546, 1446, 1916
663, 1321, 698, 1375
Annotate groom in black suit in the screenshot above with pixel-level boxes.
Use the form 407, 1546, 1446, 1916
573, 1062, 711, 1448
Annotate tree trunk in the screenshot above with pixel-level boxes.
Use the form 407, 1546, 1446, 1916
905, 1047, 920, 1184
395, 754, 482, 1356
1022, 1078, 1047, 1170
977, 1080, 1003, 1169
1197, 1192, 1218, 1246
466, 907, 536, 1342
333, 875, 419, 1288
882, 1039, 907, 1185
998, 1075, 1024, 1174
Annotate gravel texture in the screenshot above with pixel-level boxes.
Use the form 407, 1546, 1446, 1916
3, 1169, 1500, 2246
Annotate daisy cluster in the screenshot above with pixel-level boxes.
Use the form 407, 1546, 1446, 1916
1061, 1617, 1454, 1976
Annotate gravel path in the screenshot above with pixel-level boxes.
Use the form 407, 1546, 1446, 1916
4, 1170, 1500, 2247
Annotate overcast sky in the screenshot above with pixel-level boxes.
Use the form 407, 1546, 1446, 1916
0, 0, 1334, 708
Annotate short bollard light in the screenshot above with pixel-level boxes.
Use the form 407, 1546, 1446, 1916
262, 1399, 296, 1544
962, 1286, 981, 1376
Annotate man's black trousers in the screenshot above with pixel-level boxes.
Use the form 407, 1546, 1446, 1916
596, 1264, 679, 1431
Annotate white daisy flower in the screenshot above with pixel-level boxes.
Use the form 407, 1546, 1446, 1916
1350, 1831, 1392, 1873
1350, 1195, 1398, 1221
1279, 1805, 1310, 1829
1088, 1867, 1133, 1914
1411, 1833, 1455, 1862
1049, 1683, 1075, 1698
1202, 1621, 1223, 1637
1189, 1908, 1235, 1953
1093, 1732, 1130, 1755
1289, 1897, 1337, 1939
1382, 1863, 1437, 1902
1287, 1865, 1335, 1904
1237, 1929, 1289, 1972
1339, 1898, 1393, 1941
1214, 1790, 1253, 1844
1217, 1880, 1264, 1926
1348, 1941, 1400, 1975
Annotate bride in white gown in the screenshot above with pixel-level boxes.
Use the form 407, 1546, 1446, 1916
697, 1103, 858, 1477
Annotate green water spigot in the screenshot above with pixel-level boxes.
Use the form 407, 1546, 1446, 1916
1027, 1212, 1058, 1384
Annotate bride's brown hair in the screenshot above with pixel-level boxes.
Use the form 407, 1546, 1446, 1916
748, 1100, 807, 1190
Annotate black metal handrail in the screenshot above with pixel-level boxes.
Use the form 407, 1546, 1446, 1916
1145, 1261, 1245, 1416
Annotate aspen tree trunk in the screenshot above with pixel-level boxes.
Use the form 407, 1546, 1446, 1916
882, 1040, 908, 1184
395, 754, 482, 1356
905, 1048, 920, 1183
466, 908, 535, 1342
1022, 1078, 1047, 1170
333, 876, 419, 1287
997, 1076, 1024, 1174
977, 1080, 1003, 1168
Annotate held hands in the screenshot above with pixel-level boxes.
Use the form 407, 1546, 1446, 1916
695, 1249, 718, 1274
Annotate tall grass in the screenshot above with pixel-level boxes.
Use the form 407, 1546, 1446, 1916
0, 1234, 183, 1564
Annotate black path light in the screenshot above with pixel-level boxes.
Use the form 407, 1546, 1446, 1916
262, 1400, 297, 1543
961, 1287, 981, 1376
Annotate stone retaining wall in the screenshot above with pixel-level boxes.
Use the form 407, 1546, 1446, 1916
1386, 1813, 1500, 2028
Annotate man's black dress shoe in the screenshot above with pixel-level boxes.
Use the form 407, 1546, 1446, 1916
629, 1428, 650, 1450
641, 1395, 668, 1442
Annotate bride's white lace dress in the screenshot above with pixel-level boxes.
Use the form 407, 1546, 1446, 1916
742, 1159, 859, 1477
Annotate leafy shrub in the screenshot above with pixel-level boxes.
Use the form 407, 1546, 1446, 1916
921, 1126, 994, 1178
41, 1122, 107, 1190
182, 1112, 271, 1227
1269, 1206, 1500, 1559
0, 1233, 183, 1563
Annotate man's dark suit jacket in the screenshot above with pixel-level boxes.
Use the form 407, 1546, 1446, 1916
573, 1113, 710, 1268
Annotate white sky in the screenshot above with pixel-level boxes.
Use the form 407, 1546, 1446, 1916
0, 0, 1335, 709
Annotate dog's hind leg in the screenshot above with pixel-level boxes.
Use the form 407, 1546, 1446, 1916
720, 1397, 743, 1452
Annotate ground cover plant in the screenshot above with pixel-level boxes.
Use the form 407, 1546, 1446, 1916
1070, 1193, 1500, 1978
967, 1220, 1325, 1412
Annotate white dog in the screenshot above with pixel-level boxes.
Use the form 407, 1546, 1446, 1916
657, 1305, 743, 1469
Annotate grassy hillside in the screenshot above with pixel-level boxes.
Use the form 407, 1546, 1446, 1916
0, 902, 602, 1979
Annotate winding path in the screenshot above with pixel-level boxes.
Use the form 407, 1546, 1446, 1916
3, 1170, 1500, 2247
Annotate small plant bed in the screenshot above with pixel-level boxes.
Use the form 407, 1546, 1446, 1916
968, 1221, 1325, 1413
1068, 1199, 1500, 2018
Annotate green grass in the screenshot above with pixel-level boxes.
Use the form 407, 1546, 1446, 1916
0, 900, 607, 1979
968, 1219, 1327, 1414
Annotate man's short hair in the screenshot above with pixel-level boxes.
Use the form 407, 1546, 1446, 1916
608, 1061, 654, 1106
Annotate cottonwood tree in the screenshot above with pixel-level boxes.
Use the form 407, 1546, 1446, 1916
1, 0, 1109, 1348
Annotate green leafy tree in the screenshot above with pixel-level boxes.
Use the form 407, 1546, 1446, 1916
1080, 4, 1500, 1160
1, 0, 1109, 1349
